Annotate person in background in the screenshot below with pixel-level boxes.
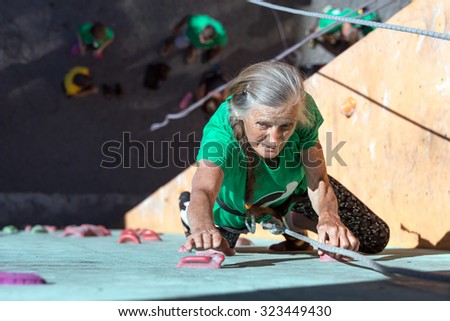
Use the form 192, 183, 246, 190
161, 14, 227, 64
195, 65, 229, 116
310, 6, 381, 56
73, 22, 115, 59
63, 66, 98, 98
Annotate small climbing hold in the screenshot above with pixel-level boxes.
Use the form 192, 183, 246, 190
176, 253, 225, 269
0, 271, 46, 285
80, 224, 111, 236
320, 253, 353, 262
44, 225, 57, 233
141, 229, 162, 241
59, 224, 111, 237
121, 228, 161, 241
118, 230, 141, 244
340, 97, 356, 118
120, 229, 138, 236
2, 225, 18, 234
178, 245, 190, 253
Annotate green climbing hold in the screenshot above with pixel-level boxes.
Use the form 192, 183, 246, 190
30, 225, 48, 234
2, 225, 19, 234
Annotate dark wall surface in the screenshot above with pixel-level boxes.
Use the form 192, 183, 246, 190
0, 0, 409, 227
0, 0, 309, 227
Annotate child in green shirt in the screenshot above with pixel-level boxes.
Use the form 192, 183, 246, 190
73, 22, 115, 60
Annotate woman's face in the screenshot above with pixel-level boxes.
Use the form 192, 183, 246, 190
243, 103, 298, 159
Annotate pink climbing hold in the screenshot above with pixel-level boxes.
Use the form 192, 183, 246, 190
89, 224, 111, 236
58, 225, 84, 238
120, 229, 137, 236
176, 253, 225, 269
320, 253, 353, 262
118, 231, 141, 244
0, 271, 46, 285
44, 225, 57, 233
141, 229, 162, 241
60, 224, 111, 237
178, 245, 190, 253
121, 228, 161, 241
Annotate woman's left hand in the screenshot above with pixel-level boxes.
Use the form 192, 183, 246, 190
316, 213, 359, 258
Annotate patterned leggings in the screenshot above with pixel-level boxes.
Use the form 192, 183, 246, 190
291, 175, 390, 254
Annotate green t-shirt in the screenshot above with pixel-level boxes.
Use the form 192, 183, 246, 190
186, 15, 228, 48
196, 94, 324, 229
319, 8, 381, 35
77, 22, 115, 48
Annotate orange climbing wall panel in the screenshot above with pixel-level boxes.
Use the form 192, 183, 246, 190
307, 0, 450, 248
125, 166, 196, 235
125, 0, 450, 248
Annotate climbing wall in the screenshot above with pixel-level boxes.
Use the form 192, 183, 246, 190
307, 0, 450, 249
125, 0, 450, 249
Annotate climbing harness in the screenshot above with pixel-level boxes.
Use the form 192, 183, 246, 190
244, 212, 256, 234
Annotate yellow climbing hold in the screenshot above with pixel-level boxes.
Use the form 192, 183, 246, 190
340, 97, 356, 118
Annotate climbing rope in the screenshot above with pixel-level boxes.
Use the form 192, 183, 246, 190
248, 0, 450, 41
259, 220, 450, 283
149, 83, 227, 131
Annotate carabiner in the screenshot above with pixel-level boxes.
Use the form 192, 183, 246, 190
245, 212, 256, 234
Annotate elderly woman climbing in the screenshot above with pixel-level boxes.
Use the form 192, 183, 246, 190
179, 61, 389, 257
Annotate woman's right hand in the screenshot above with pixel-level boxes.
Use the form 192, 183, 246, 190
185, 228, 236, 256
185, 160, 232, 254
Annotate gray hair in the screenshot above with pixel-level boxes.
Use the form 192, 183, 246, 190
227, 61, 310, 208
229, 61, 309, 126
